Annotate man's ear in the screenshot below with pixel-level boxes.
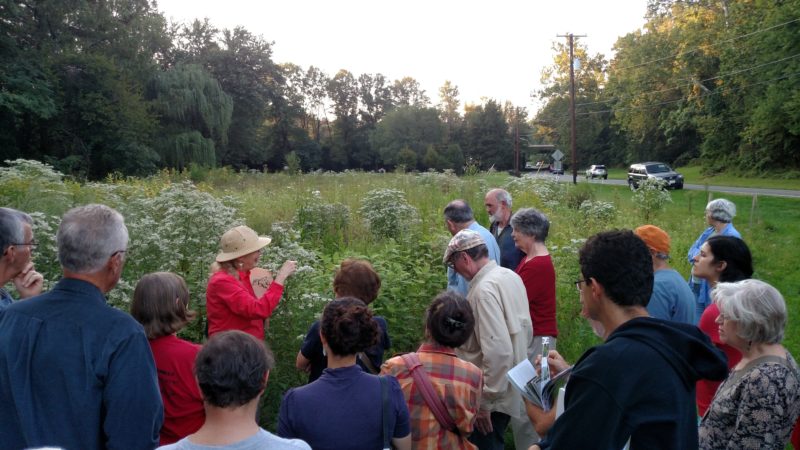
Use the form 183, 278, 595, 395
589, 277, 604, 301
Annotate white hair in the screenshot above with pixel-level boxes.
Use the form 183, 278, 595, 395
706, 198, 736, 223
57, 204, 128, 273
713, 279, 786, 344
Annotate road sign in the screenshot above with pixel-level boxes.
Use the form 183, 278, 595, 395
552, 149, 564, 161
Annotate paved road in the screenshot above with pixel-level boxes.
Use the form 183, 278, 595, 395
524, 172, 800, 199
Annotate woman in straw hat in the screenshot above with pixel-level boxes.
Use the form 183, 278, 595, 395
206, 225, 296, 339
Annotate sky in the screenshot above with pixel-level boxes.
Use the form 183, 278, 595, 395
155, 0, 649, 114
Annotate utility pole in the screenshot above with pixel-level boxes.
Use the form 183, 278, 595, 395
557, 32, 586, 184
514, 118, 520, 177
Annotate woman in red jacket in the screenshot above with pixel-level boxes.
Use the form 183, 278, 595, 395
206, 225, 296, 339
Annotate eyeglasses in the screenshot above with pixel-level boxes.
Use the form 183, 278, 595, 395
12, 239, 37, 248
111, 250, 127, 259
446, 252, 462, 269
574, 278, 587, 292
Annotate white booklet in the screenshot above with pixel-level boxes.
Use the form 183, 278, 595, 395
506, 359, 571, 412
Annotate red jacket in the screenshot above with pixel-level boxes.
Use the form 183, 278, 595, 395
206, 270, 284, 339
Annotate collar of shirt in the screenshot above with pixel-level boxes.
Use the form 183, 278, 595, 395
417, 342, 457, 357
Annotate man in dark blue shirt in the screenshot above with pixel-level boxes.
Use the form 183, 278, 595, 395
484, 189, 525, 271
0, 204, 163, 450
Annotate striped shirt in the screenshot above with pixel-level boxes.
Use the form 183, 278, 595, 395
381, 343, 483, 450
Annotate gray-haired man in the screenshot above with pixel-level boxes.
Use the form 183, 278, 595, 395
444, 229, 533, 450
0, 207, 43, 309
0, 204, 163, 450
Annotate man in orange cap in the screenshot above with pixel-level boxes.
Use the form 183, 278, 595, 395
634, 225, 695, 324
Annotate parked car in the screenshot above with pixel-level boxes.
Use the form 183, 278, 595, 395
524, 161, 548, 171
549, 164, 564, 175
585, 164, 608, 179
627, 162, 684, 190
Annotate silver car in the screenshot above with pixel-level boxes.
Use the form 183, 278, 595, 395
585, 164, 608, 179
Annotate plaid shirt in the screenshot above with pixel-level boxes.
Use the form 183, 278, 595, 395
381, 343, 483, 450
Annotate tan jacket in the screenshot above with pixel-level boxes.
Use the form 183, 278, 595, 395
457, 260, 534, 418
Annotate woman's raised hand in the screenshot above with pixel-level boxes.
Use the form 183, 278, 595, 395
275, 260, 297, 285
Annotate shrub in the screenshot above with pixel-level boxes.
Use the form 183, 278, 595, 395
579, 200, 617, 225
294, 198, 350, 251
564, 183, 595, 210
359, 188, 420, 240
631, 178, 672, 221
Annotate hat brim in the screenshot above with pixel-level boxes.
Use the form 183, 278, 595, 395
216, 236, 272, 262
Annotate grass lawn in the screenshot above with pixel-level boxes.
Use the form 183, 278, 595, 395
605, 166, 800, 190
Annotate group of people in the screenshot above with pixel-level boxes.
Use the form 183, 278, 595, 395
0, 190, 797, 450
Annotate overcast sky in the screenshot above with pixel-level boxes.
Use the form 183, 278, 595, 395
156, 0, 648, 114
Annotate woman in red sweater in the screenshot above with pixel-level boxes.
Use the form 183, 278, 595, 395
510, 207, 558, 353
206, 225, 296, 339
131, 272, 204, 446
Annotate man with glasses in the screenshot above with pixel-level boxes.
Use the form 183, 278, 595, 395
443, 200, 500, 296
0, 207, 44, 309
443, 229, 533, 450
529, 230, 727, 450
0, 204, 163, 450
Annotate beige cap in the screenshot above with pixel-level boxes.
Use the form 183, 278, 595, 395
442, 229, 485, 264
216, 225, 272, 262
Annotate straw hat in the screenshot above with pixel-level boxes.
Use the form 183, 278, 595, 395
216, 226, 272, 262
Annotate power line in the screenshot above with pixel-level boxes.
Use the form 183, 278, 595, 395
572, 70, 800, 118
574, 52, 800, 107
610, 17, 800, 73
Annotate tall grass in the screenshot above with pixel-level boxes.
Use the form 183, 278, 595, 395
2, 161, 798, 432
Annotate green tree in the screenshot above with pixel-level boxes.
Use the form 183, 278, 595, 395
391, 77, 430, 107
369, 106, 444, 169
437, 80, 462, 144
148, 64, 233, 168
461, 100, 511, 170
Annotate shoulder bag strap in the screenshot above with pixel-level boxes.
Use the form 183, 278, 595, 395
358, 351, 380, 374
380, 375, 391, 450
400, 352, 458, 432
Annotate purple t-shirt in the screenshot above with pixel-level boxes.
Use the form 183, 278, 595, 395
278, 365, 410, 450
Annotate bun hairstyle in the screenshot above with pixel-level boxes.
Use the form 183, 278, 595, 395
426, 291, 475, 348
320, 297, 379, 356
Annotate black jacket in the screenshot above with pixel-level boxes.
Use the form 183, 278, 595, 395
538, 317, 728, 450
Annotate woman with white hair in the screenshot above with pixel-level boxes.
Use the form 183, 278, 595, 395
699, 279, 800, 449
687, 198, 741, 320
510, 208, 558, 353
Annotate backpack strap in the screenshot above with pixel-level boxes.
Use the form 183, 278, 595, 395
400, 352, 458, 432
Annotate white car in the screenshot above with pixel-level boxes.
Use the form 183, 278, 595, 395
585, 164, 608, 179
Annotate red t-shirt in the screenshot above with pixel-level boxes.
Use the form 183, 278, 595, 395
515, 254, 558, 337
206, 270, 284, 339
696, 303, 742, 417
149, 335, 204, 445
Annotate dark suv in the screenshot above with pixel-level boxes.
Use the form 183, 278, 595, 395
627, 162, 684, 190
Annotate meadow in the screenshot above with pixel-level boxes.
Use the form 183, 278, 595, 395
2, 159, 798, 433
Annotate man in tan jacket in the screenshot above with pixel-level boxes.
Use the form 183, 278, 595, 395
443, 229, 535, 450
